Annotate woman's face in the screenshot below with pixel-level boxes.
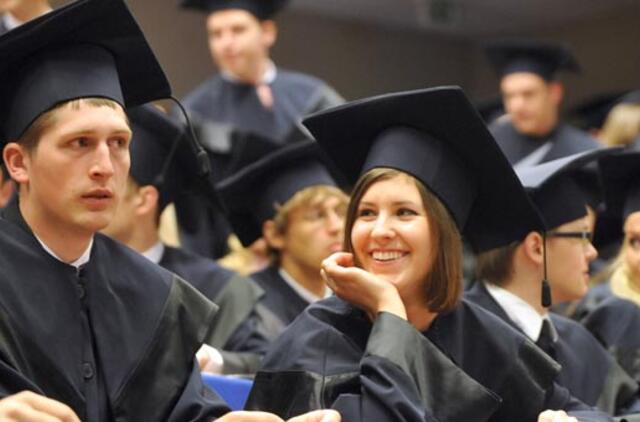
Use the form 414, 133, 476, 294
624, 212, 640, 282
351, 174, 433, 296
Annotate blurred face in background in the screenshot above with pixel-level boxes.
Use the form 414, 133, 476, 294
624, 212, 640, 282
501, 72, 562, 136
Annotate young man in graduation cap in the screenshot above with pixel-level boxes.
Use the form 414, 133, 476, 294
485, 39, 600, 168
175, 0, 344, 260
101, 104, 271, 376
0, 0, 51, 34
0, 0, 340, 421
216, 140, 348, 341
468, 149, 640, 416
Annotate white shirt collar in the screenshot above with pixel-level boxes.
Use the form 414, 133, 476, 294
34, 234, 94, 270
485, 283, 557, 342
141, 241, 165, 265
278, 268, 331, 304
221, 60, 277, 85
2, 13, 22, 31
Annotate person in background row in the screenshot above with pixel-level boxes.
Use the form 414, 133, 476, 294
485, 39, 600, 169
101, 104, 270, 375
247, 87, 613, 421
175, 0, 344, 259
217, 140, 348, 341
469, 149, 640, 416
0, 163, 13, 208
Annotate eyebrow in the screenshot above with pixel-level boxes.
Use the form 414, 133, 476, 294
359, 200, 420, 207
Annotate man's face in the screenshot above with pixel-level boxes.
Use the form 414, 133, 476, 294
206, 9, 274, 81
500, 72, 560, 136
546, 216, 598, 303
278, 194, 347, 274
20, 102, 131, 237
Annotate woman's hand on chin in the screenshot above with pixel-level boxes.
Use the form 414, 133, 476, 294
321, 252, 407, 321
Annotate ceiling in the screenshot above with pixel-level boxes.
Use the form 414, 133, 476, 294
289, 0, 639, 37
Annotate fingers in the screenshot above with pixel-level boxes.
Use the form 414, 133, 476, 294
0, 391, 80, 422
216, 410, 284, 422
287, 409, 341, 422
321, 252, 353, 270
537, 410, 577, 422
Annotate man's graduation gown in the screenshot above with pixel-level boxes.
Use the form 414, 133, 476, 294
465, 281, 640, 415
160, 245, 270, 373
489, 119, 600, 166
0, 202, 229, 421
249, 265, 312, 342
246, 296, 613, 421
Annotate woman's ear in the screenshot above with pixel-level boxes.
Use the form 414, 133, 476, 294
3, 142, 30, 185
262, 219, 285, 251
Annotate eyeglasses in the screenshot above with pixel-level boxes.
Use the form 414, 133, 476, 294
547, 231, 593, 246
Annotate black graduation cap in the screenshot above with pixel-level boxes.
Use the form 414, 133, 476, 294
180, 0, 288, 20
216, 140, 339, 246
598, 150, 640, 222
128, 105, 201, 213
0, 0, 171, 146
474, 95, 505, 125
485, 39, 580, 81
569, 90, 640, 131
516, 148, 616, 231
302, 86, 544, 254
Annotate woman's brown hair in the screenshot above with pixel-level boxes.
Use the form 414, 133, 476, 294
343, 167, 463, 313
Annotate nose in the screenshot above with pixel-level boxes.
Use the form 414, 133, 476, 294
89, 142, 115, 180
585, 241, 598, 262
326, 210, 343, 234
370, 214, 395, 242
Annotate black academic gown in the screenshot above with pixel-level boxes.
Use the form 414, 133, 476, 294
247, 296, 613, 421
176, 69, 343, 260
0, 202, 229, 421
159, 245, 270, 374
250, 265, 312, 342
489, 119, 601, 166
465, 281, 640, 416
582, 296, 640, 385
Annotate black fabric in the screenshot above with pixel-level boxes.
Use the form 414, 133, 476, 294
598, 151, 640, 221
0, 201, 228, 420
0, 0, 170, 144
180, 0, 288, 20
248, 296, 612, 421
159, 245, 269, 374
466, 281, 640, 415
484, 39, 580, 80
249, 266, 312, 342
490, 119, 601, 167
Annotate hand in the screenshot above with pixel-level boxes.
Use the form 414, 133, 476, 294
216, 410, 340, 422
321, 252, 406, 321
0, 391, 80, 422
537, 410, 578, 422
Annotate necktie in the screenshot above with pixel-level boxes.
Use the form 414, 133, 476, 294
536, 318, 556, 359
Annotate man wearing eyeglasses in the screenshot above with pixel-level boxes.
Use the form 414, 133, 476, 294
467, 149, 640, 417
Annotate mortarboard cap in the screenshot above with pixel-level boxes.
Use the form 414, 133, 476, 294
569, 90, 640, 131
0, 0, 171, 146
180, 0, 288, 20
516, 149, 616, 230
598, 150, 640, 222
216, 140, 340, 246
474, 95, 505, 125
303, 86, 544, 253
485, 39, 580, 81
128, 105, 202, 213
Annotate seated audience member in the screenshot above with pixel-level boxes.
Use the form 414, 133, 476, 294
0, 1, 338, 421
246, 87, 613, 421
101, 104, 270, 375
216, 140, 348, 341
469, 149, 640, 415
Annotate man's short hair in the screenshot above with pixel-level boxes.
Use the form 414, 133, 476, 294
474, 241, 521, 286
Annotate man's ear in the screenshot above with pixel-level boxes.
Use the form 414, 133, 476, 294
262, 219, 284, 251
522, 231, 545, 266
135, 185, 160, 218
261, 19, 277, 49
548, 81, 564, 107
3, 142, 30, 185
